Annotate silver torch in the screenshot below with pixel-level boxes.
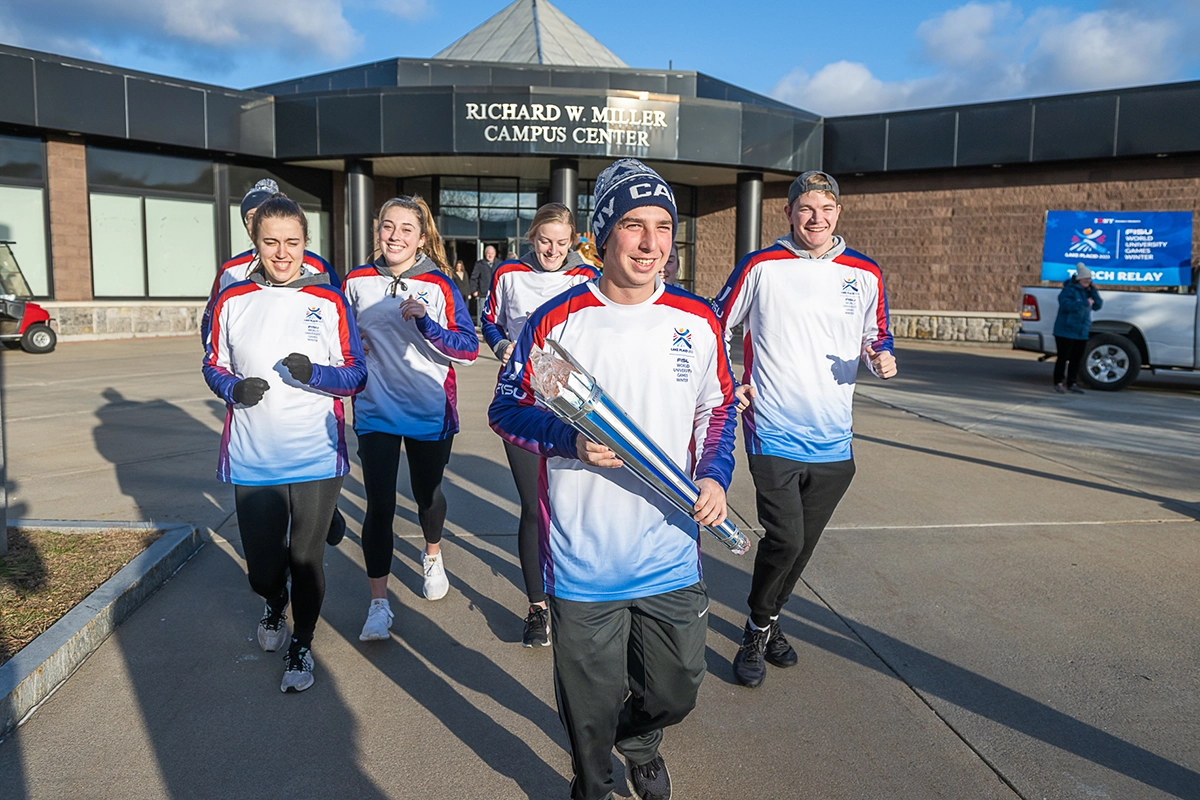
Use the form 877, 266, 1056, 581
528, 339, 749, 555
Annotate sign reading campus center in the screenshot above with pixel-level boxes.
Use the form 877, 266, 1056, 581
457, 92, 680, 160
1041, 210, 1193, 286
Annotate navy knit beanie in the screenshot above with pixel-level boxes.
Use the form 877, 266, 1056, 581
240, 178, 280, 222
591, 159, 677, 252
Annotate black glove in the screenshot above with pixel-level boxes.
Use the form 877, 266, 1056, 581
232, 377, 269, 407
282, 352, 313, 384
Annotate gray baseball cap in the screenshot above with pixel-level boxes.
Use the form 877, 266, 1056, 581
788, 171, 840, 205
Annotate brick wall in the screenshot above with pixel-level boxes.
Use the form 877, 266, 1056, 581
45, 138, 92, 301
837, 157, 1200, 312
695, 156, 1200, 313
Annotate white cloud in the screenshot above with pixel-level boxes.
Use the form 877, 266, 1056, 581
0, 0, 363, 66
772, 1, 1197, 115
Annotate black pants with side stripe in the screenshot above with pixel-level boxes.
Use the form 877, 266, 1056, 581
746, 454, 856, 628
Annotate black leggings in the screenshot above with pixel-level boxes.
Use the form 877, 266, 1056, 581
358, 431, 453, 579
1054, 335, 1088, 386
235, 476, 343, 649
504, 440, 546, 605
746, 455, 856, 628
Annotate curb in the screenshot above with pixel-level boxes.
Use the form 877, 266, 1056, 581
0, 521, 205, 737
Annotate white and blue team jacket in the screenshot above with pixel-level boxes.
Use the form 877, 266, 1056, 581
343, 255, 479, 441
713, 235, 893, 463
481, 251, 599, 357
203, 269, 367, 486
489, 280, 738, 603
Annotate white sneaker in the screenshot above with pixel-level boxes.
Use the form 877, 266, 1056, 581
358, 598, 394, 641
422, 552, 449, 600
280, 646, 314, 693
257, 603, 288, 652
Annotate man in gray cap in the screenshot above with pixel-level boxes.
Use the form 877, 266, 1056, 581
713, 169, 897, 689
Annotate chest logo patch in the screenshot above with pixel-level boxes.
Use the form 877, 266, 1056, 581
670, 327, 693, 353
305, 306, 323, 321
841, 278, 859, 295
304, 306, 324, 342
416, 290, 431, 305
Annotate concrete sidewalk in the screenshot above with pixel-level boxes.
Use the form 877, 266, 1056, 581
1, 339, 1198, 799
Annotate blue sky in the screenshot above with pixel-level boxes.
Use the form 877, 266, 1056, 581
0, 0, 1197, 115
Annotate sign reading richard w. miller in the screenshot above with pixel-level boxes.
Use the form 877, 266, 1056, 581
1041, 210, 1193, 286
456, 90, 679, 160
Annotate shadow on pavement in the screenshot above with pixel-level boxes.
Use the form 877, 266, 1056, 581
701, 552, 1200, 798
856, 433, 1200, 522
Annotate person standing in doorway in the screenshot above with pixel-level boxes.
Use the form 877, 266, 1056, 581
1053, 264, 1103, 394
470, 244, 498, 326
343, 197, 478, 642
481, 202, 599, 647
452, 259, 471, 302
491, 159, 736, 800
203, 193, 366, 692
714, 170, 897, 689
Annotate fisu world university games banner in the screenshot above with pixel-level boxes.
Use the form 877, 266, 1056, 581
1041, 210, 1193, 286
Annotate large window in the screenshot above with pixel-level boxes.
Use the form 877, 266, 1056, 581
88, 147, 217, 298
0, 134, 50, 297
432, 176, 548, 248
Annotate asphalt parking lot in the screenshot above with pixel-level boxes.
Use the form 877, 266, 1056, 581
1, 337, 1197, 799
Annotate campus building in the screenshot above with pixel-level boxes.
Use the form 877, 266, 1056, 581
0, 0, 1198, 342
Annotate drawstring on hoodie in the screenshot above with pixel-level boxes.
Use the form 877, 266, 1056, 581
389, 274, 407, 297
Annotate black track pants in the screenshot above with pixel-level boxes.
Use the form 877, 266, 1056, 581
550, 583, 708, 800
1054, 335, 1088, 386
504, 440, 546, 605
357, 431, 453, 579
235, 476, 343, 648
746, 455, 856, 628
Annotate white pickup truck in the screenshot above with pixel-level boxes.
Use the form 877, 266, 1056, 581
1012, 284, 1200, 390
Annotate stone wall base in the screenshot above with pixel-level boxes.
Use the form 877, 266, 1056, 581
42, 302, 206, 341
889, 310, 1018, 344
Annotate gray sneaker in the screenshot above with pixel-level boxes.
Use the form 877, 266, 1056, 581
628, 754, 671, 800
281, 646, 314, 693
257, 603, 288, 652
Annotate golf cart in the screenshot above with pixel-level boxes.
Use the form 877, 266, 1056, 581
0, 241, 56, 354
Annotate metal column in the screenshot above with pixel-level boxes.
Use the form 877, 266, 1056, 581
735, 172, 764, 263
346, 160, 375, 268
549, 159, 579, 218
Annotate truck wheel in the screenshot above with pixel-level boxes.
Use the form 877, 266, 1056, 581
20, 323, 56, 354
1081, 333, 1140, 390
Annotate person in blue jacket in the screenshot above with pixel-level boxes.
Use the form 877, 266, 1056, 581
1053, 264, 1103, 394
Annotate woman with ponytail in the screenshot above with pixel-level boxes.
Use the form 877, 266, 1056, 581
481, 203, 598, 647
342, 196, 478, 642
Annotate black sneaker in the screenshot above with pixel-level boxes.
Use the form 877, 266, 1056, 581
732, 622, 770, 687
628, 754, 671, 800
326, 508, 346, 546
1067, 385, 1085, 394
522, 605, 551, 647
765, 619, 798, 668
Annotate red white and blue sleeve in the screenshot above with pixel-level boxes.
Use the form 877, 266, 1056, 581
856, 260, 894, 376
689, 305, 738, 490
414, 274, 480, 365
202, 283, 254, 404
481, 262, 514, 355
712, 250, 761, 346
303, 251, 341, 289
488, 293, 580, 460
301, 286, 368, 396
